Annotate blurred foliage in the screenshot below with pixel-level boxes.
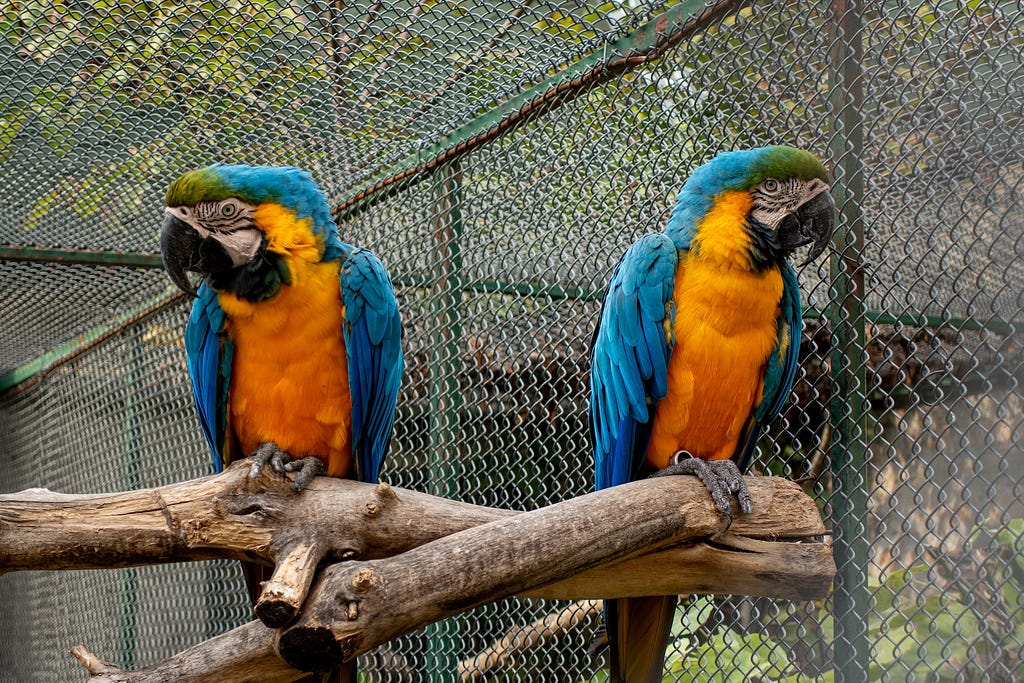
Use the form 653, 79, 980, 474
581, 517, 1023, 682
7, 0, 1017, 223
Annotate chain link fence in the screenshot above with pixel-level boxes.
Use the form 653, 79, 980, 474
1, 0, 1022, 681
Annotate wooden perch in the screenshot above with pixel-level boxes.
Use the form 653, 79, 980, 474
0, 463, 833, 682
274, 473, 733, 670
0, 461, 512, 626
69, 623, 300, 683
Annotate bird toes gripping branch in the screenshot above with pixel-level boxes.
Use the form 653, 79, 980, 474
707, 459, 753, 515
652, 452, 753, 519
248, 442, 289, 479
284, 456, 327, 492
248, 442, 326, 491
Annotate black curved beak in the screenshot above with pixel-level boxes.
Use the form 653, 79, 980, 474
160, 212, 202, 297
778, 189, 836, 266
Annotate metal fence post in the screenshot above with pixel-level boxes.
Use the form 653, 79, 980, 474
425, 159, 464, 681
828, 0, 870, 681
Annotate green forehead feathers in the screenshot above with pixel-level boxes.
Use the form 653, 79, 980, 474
749, 146, 829, 187
165, 167, 235, 207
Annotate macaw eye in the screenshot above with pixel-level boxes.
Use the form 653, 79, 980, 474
762, 178, 780, 193
221, 202, 237, 217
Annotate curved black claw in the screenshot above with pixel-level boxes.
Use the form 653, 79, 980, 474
249, 442, 289, 479
284, 456, 326, 491
651, 452, 752, 521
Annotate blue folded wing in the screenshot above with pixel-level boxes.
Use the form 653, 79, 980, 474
736, 262, 802, 471
184, 282, 233, 472
340, 249, 404, 484
590, 233, 678, 490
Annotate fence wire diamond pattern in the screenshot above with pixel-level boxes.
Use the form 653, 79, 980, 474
1, 0, 1022, 681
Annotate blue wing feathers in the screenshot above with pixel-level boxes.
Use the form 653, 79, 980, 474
341, 249, 404, 484
184, 283, 232, 472
763, 263, 802, 422
641, 320, 667, 397
736, 263, 802, 471
634, 325, 653, 379
590, 233, 678, 490
618, 289, 641, 346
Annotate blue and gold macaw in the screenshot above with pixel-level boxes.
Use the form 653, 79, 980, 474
589, 146, 834, 682
160, 164, 403, 683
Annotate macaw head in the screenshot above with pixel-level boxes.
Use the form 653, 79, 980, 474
666, 145, 835, 268
160, 164, 344, 300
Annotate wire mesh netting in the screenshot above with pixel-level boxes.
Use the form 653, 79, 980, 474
1, 0, 1022, 681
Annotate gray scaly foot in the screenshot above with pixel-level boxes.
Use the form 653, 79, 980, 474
650, 451, 752, 520
248, 442, 289, 479
284, 456, 326, 491
248, 443, 325, 491
707, 459, 752, 514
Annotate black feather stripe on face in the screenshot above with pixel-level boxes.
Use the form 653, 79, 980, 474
205, 242, 291, 302
745, 217, 785, 271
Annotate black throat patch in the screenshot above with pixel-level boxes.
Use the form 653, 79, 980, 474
745, 218, 787, 272
204, 241, 291, 302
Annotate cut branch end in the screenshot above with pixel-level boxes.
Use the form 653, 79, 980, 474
255, 541, 325, 628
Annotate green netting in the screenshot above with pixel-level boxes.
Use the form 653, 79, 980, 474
1, 0, 1022, 681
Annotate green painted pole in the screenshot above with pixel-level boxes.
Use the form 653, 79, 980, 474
425, 160, 464, 681
828, 0, 871, 681
0, 290, 183, 392
0, 245, 164, 268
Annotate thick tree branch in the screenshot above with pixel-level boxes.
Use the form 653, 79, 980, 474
274, 474, 731, 669
0, 463, 833, 682
69, 623, 298, 683
0, 461, 512, 620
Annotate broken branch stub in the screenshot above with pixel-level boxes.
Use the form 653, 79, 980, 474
0, 463, 514, 621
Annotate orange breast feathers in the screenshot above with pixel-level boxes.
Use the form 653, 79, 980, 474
646, 191, 784, 469
217, 204, 353, 478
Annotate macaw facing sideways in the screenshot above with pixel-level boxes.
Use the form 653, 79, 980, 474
160, 164, 404, 683
589, 146, 835, 683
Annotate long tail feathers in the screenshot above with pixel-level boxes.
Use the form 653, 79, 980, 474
608, 595, 677, 683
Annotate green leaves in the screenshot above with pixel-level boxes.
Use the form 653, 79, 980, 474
533, 11, 597, 42
668, 630, 793, 682
1, 0, 337, 234
577, 518, 1024, 682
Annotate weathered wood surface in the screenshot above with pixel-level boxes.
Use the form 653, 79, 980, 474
524, 475, 833, 601
0, 461, 510, 571
274, 474, 735, 670
0, 461, 511, 623
70, 623, 298, 683
0, 463, 833, 682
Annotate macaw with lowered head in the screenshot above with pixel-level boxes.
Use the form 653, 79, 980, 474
589, 146, 835, 682
160, 164, 404, 683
